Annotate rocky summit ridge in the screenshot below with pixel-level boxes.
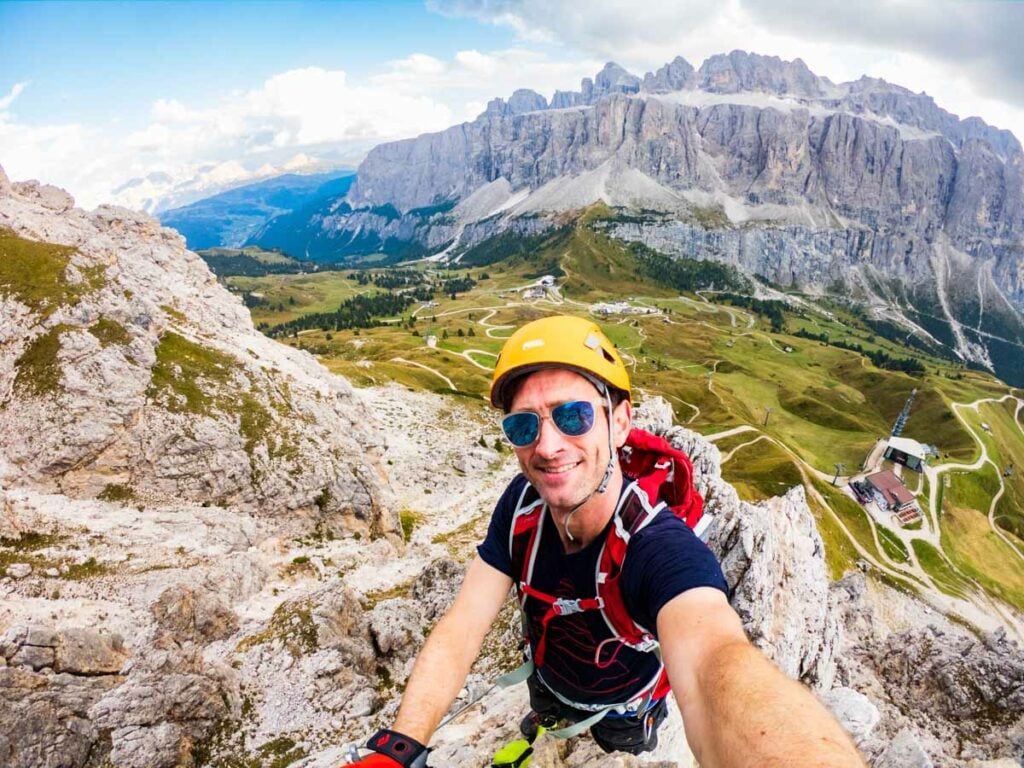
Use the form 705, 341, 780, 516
270, 50, 1024, 386
1, 169, 1022, 766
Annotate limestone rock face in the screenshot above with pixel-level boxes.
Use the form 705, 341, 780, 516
642, 56, 696, 93
411, 556, 464, 623
151, 584, 239, 644
0, 665, 124, 768
1, 625, 129, 675
869, 626, 1024, 760
0, 166, 397, 538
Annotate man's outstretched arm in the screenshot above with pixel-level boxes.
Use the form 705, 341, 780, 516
391, 555, 513, 744
658, 587, 865, 768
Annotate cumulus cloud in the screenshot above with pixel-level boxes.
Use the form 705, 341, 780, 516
1, 48, 605, 210
6, 4, 1024, 211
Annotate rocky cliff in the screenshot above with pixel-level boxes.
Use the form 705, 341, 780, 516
0, 165, 394, 534
262, 50, 1024, 385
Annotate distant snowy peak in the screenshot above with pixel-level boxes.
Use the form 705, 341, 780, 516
109, 153, 334, 215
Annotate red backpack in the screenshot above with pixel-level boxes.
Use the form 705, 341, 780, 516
507, 428, 708, 707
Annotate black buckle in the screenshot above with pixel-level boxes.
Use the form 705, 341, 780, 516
365, 728, 431, 768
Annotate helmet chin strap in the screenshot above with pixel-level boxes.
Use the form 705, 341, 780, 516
564, 385, 617, 543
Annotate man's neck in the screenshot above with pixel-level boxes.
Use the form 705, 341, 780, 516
548, 471, 624, 553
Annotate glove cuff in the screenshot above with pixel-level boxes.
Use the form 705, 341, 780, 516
365, 728, 430, 768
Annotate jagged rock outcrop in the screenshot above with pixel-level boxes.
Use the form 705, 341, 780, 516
0, 166, 398, 537
0, 662, 125, 768
483, 89, 549, 118
89, 622, 239, 768
642, 56, 696, 94
697, 51, 826, 98
831, 571, 1024, 766
0, 625, 129, 675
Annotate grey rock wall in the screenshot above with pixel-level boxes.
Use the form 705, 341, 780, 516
0, 167, 399, 538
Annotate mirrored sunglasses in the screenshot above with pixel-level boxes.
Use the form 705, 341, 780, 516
501, 400, 598, 447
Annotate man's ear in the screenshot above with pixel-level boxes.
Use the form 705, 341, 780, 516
613, 399, 631, 448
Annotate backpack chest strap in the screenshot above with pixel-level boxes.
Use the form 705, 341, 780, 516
519, 583, 605, 667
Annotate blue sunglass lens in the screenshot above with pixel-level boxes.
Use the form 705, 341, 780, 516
552, 400, 596, 436
502, 412, 540, 446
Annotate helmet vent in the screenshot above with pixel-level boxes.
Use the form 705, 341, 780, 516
601, 347, 617, 363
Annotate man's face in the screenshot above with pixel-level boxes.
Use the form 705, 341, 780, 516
506, 368, 630, 514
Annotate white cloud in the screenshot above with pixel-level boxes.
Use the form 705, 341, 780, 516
0, 82, 28, 111
372, 47, 601, 103
6, 4, 1024, 213
0, 66, 457, 210
2, 49, 604, 211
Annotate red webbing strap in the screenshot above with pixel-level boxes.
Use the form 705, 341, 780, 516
596, 491, 653, 648
510, 502, 542, 587
519, 583, 603, 667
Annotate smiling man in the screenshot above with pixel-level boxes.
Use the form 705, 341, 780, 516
349, 315, 865, 768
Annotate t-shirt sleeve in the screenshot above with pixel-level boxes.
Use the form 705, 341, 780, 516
620, 510, 728, 636
476, 474, 529, 578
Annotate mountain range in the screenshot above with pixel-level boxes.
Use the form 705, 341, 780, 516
235, 50, 1024, 386
110, 153, 348, 215
158, 170, 355, 252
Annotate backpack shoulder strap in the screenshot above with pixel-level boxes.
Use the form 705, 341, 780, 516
508, 480, 544, 586
595, 482, 662, 651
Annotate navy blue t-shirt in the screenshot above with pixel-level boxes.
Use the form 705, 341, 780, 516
478, 474, 727, 707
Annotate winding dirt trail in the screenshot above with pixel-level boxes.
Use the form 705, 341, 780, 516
925, 394, 1024, 562
389, 357, 457, 390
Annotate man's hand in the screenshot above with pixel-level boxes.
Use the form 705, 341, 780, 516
347, 728, 430, 767
658, 587, 866, 768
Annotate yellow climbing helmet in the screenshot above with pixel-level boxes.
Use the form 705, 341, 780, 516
489, 315, 631, 409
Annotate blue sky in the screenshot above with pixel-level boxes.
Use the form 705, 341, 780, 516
3, 1, 1023, 212
0, 1, 511, 125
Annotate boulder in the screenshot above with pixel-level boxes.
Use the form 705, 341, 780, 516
818, 686, 880, 746
5, 563, 31, 579
55, 628, 128, 675
411, 557, 465, 623
875, 729, 934, 768
151, 584, 239, 644
369, 598, 426, 657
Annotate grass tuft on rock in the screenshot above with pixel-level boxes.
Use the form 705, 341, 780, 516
98, 484, 136, 503
88, 317, 132, 347
400, 509, 420, 543
236, 599, 318, 657
148, 331, 237, 416
14, 324, 73, 397
0, 228, 105, 317
148, 331, 291, 468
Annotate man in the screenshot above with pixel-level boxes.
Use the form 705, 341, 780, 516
352, 315, 865, 768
